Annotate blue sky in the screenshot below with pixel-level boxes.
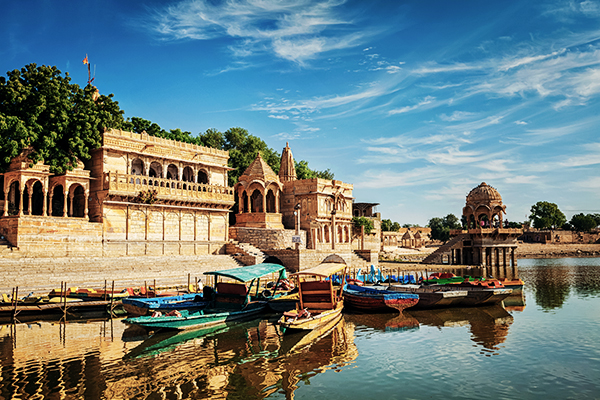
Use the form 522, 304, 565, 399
2, 0, 599, 226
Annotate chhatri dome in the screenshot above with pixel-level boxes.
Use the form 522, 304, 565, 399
463, 182, 506, 229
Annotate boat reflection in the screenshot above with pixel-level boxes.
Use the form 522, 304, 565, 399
407, 305, 514, 355
343, 311, 419, 332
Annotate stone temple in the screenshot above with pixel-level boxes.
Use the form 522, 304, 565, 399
422, 182, 522, 267
0, 131, 377, 272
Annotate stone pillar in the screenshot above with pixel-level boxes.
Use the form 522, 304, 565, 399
2, 189, 7, 216
331, 212, 336, 250
502, 247, 507, 268
68, 193, 74, 217
84, 191, 89, 219
511, 247, 517, 267
18, 189, 24, 216
42, 190, 48, 216
262, 191, 266, 213
62, 190, 68, 217
48, 192, 53, 217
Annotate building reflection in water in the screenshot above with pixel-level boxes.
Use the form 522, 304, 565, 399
0, 315, 358, 399
407, 305, 514, 356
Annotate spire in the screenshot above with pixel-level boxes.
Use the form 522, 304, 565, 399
279, 142, 297, 182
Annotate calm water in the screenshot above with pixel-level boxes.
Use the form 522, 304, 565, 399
1, 258, 599, 399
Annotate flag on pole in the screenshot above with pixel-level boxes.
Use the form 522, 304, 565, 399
82, 54, 89, 64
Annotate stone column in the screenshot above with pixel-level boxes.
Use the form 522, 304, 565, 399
502, 247, 507, 268
18, 189, 24, 216
84, 191, 89, 219
48, 192, 53, 217
42, 190, 48, 216
331, 212, 336, 250
62, 190, 68, 217
68, 193, 74, 217
2, 188, 7, 216
262, 191, 266, 213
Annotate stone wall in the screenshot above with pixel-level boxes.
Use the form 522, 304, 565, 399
516, 243, 600, 258
0, 216, 103, 257
229, 227, 306, 250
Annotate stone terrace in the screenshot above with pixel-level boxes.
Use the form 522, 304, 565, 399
0, 255, 245, 294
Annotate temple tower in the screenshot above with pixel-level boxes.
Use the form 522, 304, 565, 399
279, 142, 296, 182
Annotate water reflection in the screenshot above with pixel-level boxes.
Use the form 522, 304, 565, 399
0, 315, 357, 399
518, 258, 600, 311
407, 305, 513, 356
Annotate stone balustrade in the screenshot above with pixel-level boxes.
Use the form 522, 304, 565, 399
103, 172, 234, 203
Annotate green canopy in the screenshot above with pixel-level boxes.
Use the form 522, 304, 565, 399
204, 263, 286, 283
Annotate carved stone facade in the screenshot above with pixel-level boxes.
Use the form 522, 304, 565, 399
233, 143, 355, 253
0, 129, 235, 256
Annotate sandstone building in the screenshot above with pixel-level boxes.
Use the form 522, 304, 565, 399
0, 128, 234, 257
422, 182, 522, 267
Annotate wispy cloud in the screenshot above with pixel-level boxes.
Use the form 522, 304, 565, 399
144, 0, 366, 65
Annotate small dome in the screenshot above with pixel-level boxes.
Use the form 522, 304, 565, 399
466, 182, 502, 203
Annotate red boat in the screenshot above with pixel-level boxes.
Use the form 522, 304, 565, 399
343, 284, 419, 313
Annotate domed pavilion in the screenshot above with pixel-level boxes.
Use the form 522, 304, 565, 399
423, 182, 522, 270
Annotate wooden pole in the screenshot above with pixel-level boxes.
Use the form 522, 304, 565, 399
188, 273, 191, 292
145, 281, 148, 298
109, 280, 115, 316
12, 287, 18, 321
104, 279, 107, 301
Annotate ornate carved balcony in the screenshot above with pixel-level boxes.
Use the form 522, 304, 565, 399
103, 172, 235, 206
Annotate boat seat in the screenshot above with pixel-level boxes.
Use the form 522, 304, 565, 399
216, 282, 248, 296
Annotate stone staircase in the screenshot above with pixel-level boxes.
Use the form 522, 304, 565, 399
421, 234, 466, 264
0, 254, 248, 294
225, 240, 268, 265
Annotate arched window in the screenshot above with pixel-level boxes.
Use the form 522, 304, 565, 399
182, 166, 194, 182
266, 189, 276, 213
31, 181, 44, 216
8, 181, 20, 215
250, 189, 263, 213
242, 191, 249, 213
71, 185, 86, 218
167, 164, 178, 180
197, 170, 209, 184
131, 158, 144, 175
51, 185, 65, 217
149, 162, 162, 178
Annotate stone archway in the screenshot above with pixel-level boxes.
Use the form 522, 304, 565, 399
51, 185, 65, 217
31, 181, 44, 216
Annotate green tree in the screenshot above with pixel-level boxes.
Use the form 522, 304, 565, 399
0, 64, 126, 173
428, 213, 462, 242
529, 201, 567, 229
503, 220, 523, 229
569, 213, 598, 232
391, 221, 401, 231
295, 160, 335, 180
381, 219, 392, 231
352, 216, 374, 234
197, 128, 225, 149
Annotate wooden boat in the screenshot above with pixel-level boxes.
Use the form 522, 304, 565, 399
343, 284, 418, 312
498, 278, 524, 295
277, 263, 346, 333
268, 292, 299, 312
122, 293, 209, 317
124, 263, 286, 331
429, 284, 513, 306
387, 285, 470, 309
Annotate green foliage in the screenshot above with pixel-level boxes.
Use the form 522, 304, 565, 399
134, 189, 158, 205
569, 213, 598, 232
381, 219, 400, 232
352, 216, 374, 235
428, 213, 462, 242
0, 64, 126, 173
503, 220, 523, 229
529, 201, 567, 229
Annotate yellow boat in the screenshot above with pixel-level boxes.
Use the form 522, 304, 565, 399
277, 263, 346, 333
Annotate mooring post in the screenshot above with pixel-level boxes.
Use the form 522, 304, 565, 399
12, 287, 18, 321
104, 279, 107, 301
109, 280, 115, 316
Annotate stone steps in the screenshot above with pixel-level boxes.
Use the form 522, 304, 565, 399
0, 255, 246, 294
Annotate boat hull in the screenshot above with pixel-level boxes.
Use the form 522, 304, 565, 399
123, 302, 266, 331
122, 294, 208, 317
277, 302, 344, 332
343, 285, 418, 312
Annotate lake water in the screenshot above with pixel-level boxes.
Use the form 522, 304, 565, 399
1, 258, 599, 399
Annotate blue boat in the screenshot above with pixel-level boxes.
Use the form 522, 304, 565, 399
343, 284, 419, 313
124, 263, 287, 331
122, 293, 209, 317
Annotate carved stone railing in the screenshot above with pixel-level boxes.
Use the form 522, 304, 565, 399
104, 172, 234, 203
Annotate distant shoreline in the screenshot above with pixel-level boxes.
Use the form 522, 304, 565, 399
516, 243, 600, 259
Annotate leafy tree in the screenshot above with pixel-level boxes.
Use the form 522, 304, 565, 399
503, 220, 523, 229
428, 213, 462, 242
569, 213, 598, 232
0, 64, 126, 173
529, 201, 567, 229
295, 160, 334, 180
391, 221, 400, 231
352, 216, 374, 235
198, 128, 225, 149
381, 219, 392, 231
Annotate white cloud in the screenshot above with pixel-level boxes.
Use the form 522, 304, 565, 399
389, 96, 435, 115
439, 111, 476, 122
145, 0, 366, 64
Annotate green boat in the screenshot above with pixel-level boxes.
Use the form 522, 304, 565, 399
123, 263, 286, 331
